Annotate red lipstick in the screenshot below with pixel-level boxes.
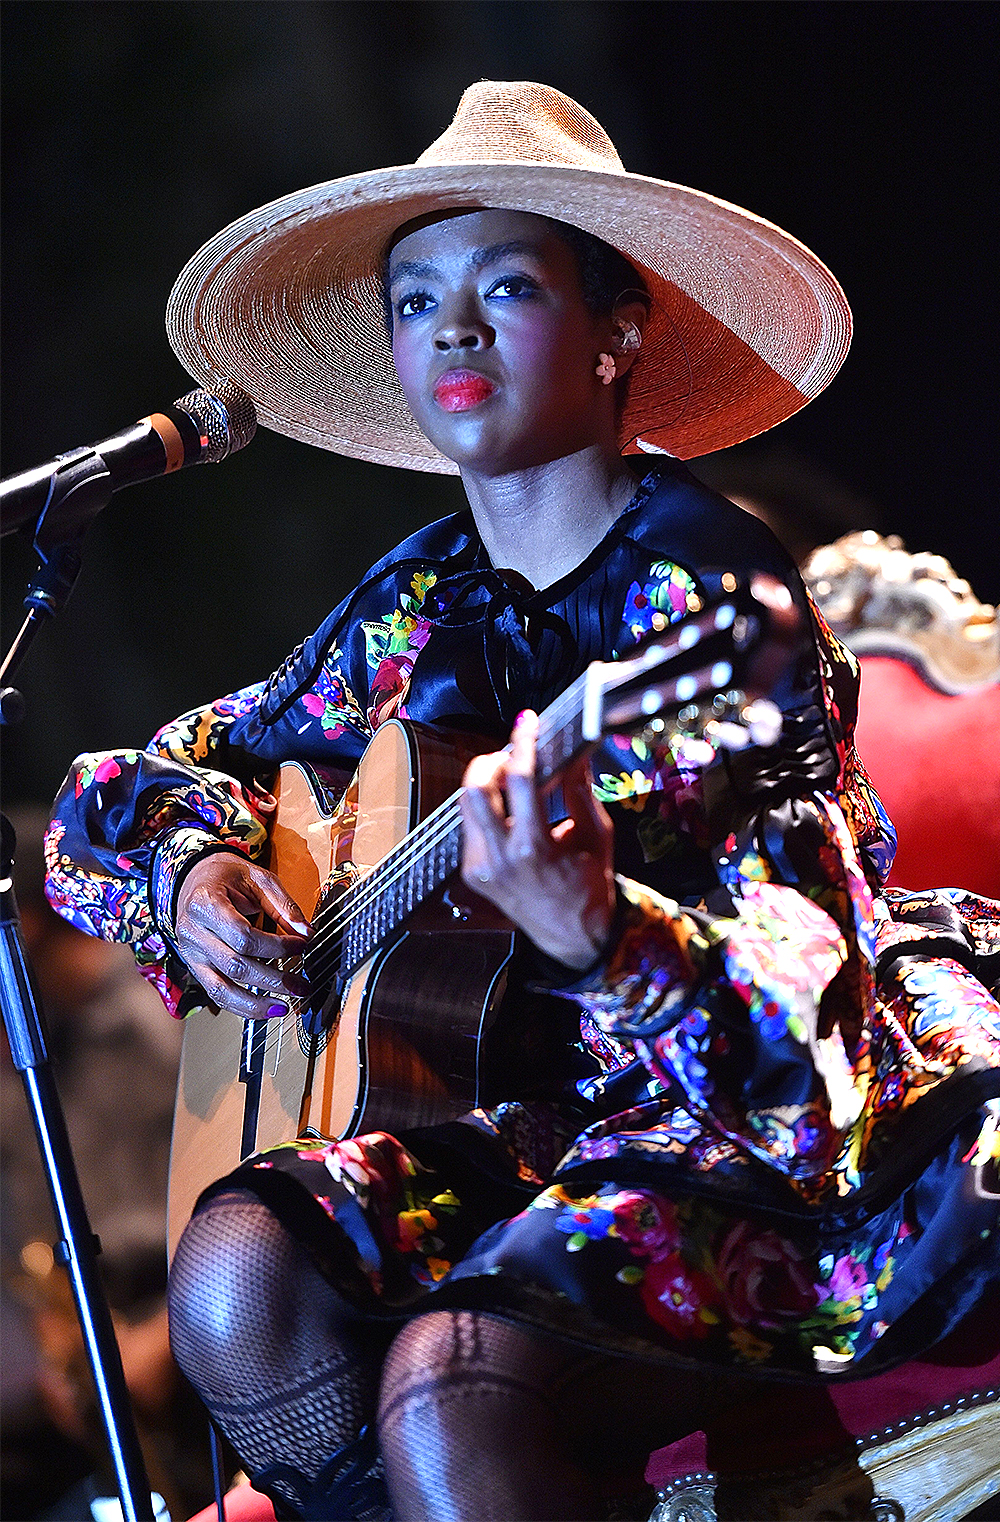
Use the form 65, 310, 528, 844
432, 370, 496, 412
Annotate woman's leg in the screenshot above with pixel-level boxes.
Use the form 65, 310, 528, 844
377, 1309, 602, 1522
378, 1309, 731, 1522
167, 1189, 386, 1517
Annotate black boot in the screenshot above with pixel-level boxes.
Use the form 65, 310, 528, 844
252, 1425, 392, 1521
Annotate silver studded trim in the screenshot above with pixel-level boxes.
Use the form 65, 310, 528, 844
652, 1385, 999, 1499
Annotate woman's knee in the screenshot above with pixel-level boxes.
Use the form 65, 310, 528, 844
377, 1308, 580, 1428
378, 1309, 469, 1411
167, 1188, 299, 1373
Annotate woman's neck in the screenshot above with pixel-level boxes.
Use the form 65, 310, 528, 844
460, 448, 640, 591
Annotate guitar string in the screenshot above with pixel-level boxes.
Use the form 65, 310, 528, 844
266, 722, 553, 1006
258, 605, 725, 1007
277, 677, 590, 968
291, 700, 587, 969
256, 635, 723, 1056
316, 669, 587, 936
254, 766, 534, 1063
254, 699, 590, 1063
290, 611, 722, 969
258, 703, 689, 1065
250, 616, 727, 1062
323, 693, 582, 934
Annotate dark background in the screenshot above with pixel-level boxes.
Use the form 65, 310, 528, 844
2, 0, 996, 808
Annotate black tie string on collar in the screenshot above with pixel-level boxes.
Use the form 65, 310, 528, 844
422, 565, 580, 728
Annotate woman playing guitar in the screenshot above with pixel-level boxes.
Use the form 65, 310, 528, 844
45, 83, 999, 1521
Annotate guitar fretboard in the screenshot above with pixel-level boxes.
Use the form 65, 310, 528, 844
318, 580, 766, 984
336, 670, 590, 977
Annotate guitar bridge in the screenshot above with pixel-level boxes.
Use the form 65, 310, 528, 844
239, 1018, 267, 1085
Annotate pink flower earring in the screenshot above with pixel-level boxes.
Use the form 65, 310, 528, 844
597, 322, 642, 384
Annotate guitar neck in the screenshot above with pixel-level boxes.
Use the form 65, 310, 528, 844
329, 576, 789, 978
335, 673, 591, 976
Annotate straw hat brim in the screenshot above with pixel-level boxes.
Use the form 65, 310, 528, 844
165, 160, 851, 471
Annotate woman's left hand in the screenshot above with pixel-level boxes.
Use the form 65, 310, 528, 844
459, 710, 616, 971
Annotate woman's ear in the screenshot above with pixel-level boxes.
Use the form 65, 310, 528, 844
609, 295, 649, 379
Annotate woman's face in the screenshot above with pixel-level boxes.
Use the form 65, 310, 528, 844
388, 209, 615, 475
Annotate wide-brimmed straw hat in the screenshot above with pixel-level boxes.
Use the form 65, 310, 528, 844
166, 80, 851, 472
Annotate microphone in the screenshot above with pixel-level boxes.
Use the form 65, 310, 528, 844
0, 385, 257, 537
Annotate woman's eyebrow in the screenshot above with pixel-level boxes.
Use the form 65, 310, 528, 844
389, 240, 546, 287
389, 256, 439, 284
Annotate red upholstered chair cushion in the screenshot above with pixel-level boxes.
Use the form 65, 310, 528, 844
646, 1295, 1000, 1488
854, 656, 1000, 899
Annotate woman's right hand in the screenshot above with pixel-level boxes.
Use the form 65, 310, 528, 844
174, 853, 312, 1018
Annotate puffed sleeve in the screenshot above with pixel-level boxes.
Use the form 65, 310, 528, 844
563, 875, 853, 1185
44, 594, 372, 1016
560, 620, 998, 1199
561, 485, 996, 1190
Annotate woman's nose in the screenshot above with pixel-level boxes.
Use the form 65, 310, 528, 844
433, 304, 494, 352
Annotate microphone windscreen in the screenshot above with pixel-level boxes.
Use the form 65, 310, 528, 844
174, 385, 257, 462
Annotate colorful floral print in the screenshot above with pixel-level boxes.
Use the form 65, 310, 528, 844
594, 764, 656, 810
295, 653, 366, 739
41, 467, 1000, 1376
152, 688, 265, 765
44, 817, 156, 946
362, 570, 439, 727
46, 752, 273, 1018
72, 750, 142, 797
715, 1221, 819, 1330
723, 879, 848, 1043
429, 1180, 921, 1372
562, 867, 1000, 1199
594, 562, 704, 809
619, 561, 698, 646
246, 1132, 473, 1298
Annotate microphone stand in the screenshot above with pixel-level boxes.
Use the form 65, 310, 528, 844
1, 461, 156, 1522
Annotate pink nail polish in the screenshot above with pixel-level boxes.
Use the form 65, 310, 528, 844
267, 1002, 287, 1018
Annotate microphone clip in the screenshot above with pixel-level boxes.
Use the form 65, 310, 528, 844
23, 446, 111, 619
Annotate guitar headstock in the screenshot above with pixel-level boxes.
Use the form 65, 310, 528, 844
583, 573, 800, 760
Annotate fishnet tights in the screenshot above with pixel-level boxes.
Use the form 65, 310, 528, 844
167, 1190, 384, 1515
168, 1194, 743, 1520
377, 1310, 732, 1522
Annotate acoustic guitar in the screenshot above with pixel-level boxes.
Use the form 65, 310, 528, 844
168, 575, 796, 1255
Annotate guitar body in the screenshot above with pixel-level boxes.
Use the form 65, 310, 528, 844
168, 720, 515, 1258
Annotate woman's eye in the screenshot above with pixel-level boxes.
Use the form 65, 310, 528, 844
488, 275, 539, 299
397, 291, 435, 318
